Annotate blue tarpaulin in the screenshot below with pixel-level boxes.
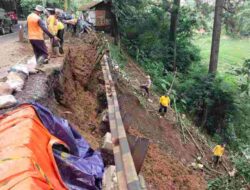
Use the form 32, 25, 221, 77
31, 103, 104, 190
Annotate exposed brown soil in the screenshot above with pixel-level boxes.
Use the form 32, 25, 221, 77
117, 90, 207, 189
47, 36, 106, 150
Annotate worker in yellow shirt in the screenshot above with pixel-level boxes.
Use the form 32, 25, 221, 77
47, 8, 57, 35
55, 11, 65, 54
159, 94, 171, 117
212, 143, 226, 167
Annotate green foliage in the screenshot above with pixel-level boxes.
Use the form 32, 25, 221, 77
233, 156, 250, 183
176, 65, 236, 134
20, 0, 64, 14
109, 44, 127, 69
208, 155, 250, 190
223, 1, 250, 37
112, 0, 200, 73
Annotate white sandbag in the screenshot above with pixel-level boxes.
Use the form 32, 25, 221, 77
10, 64, 29, 76
0, 95, 17, 109
6, 72, 25, 92
0, 82, 13, 95
26, 56, 38, 74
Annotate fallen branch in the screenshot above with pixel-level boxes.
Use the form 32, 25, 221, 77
173, 98, 186, 143
203, 163, 224, 175
167, 70, 177, 94
221, 157, 230, 174
185, 126, 205, 157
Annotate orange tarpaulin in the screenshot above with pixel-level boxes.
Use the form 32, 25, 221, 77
0, 105, 67, 190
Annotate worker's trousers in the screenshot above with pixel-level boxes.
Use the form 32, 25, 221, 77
30, 40, 48, 62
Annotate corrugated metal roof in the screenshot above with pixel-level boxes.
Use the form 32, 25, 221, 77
79, 1, 103, 11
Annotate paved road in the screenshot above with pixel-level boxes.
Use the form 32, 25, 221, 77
0, 21, 26, 43
0, 21, 31, 79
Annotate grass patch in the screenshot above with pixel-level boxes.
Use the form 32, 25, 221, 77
194, 35, 250, 73
109, 44, 127, 69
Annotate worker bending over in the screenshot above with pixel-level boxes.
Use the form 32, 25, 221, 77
140, 75, 152, 98
159, 94, 170, 117
212, 143, 226, 168
27, 5, 58, 64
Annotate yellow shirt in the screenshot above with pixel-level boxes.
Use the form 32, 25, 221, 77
159, 96, 170, 107
213, 145, 225, 156
47, 15, 58, 35
58, 21, 64, 30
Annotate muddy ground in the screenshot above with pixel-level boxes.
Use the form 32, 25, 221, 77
0, 33, 232, 190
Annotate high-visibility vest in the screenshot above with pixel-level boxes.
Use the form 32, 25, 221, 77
27, 13, 44, 40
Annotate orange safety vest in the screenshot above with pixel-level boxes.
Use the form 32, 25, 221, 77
27, 13, 44, 40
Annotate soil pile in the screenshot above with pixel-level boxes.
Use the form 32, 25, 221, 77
118, 92, 207, 190
51, 36, 106, 149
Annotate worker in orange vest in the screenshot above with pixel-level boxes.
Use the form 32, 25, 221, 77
27, 5, 58, 64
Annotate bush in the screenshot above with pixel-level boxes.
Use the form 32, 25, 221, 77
208, 156, 250, 190
176, 65, 236, 135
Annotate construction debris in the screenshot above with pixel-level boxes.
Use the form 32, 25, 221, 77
102, 166, 118, 190
102, 132, 113, 152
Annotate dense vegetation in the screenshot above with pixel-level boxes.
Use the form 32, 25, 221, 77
111, 0, 250, 189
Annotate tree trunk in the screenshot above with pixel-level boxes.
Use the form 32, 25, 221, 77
209, 0, 225, 73
168, 0, 181, 72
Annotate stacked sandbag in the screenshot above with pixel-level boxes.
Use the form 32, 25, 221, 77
0, 64, 29, 109
26, 56, 38, 74
0, 95, 17, 109
0, 82, 13, 95
0, 82, 16, 109
6, 64, 29, 92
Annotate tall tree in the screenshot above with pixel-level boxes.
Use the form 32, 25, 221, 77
168, 0, 181, 71
209, 0, 225, 73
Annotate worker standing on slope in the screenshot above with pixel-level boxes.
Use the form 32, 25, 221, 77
159, 94, 171, 117
27, 5, 58, 64
140, 75, 152, 99
47, 8, 57, 35
212, 143, 226, 168
55, 10, 65, 54
47, 8, 61, 57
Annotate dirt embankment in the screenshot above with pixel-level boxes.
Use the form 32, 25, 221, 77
117, 91, 207, 190
45, 36, 106, 150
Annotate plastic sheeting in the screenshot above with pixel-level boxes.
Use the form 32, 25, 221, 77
0, 105, 67, 190
31, 103, 104, 190
0, 103, 104, 190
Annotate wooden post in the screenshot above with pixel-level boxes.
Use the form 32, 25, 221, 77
19, 24, 24, 42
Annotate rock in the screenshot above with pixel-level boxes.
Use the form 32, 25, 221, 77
102, 166, 118, 190
0, 95, 17, 109
102, 132, 113, 152
0, 82, 13, 95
